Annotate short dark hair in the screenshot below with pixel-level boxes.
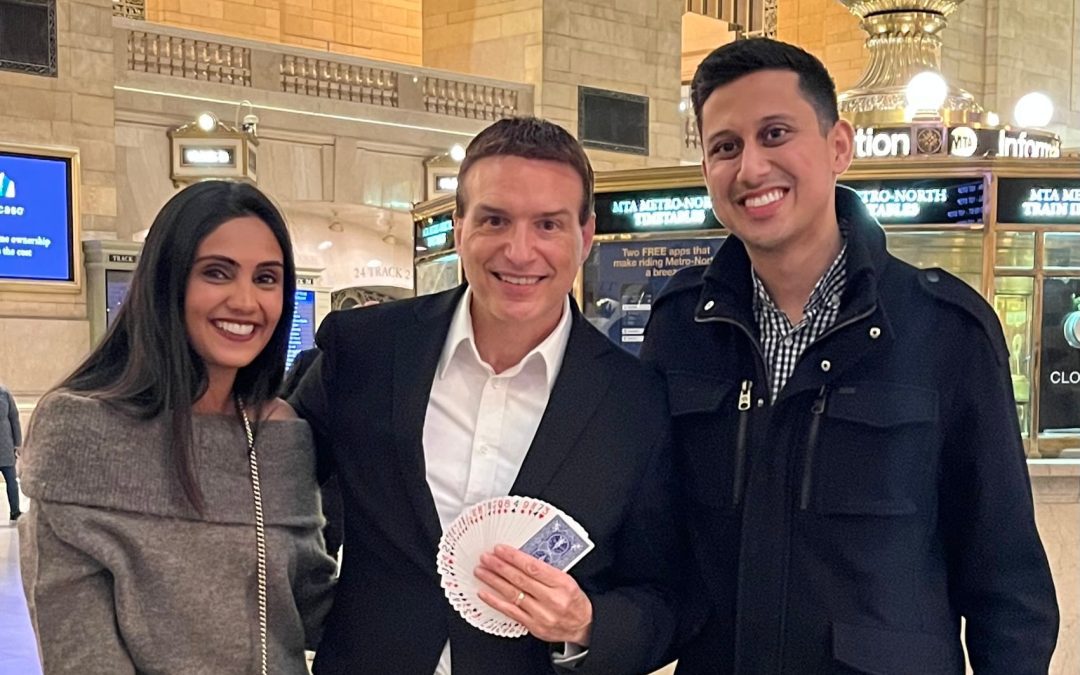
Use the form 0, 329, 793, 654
455, 116, 595, 225
57, 180, 296, 513
691, 38, 839, 136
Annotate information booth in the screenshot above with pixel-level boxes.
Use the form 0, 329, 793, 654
412, 156, 1080, 459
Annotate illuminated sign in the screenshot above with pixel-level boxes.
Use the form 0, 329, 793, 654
181, 146, 235, 167
0, 149, 74, 283
841, 177, 985, 225
998, 179, 1080, 224
286, 289, 316, 372
853, 125, 1060, 160
415, 213, 456, 256
595, 187, 721, 235
855, 127, 912, 158
434, 175, 458, 192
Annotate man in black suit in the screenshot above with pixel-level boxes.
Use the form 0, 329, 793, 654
291, 117, 680, 674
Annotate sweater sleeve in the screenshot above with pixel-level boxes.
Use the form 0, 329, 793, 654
292, 532, 337, 651
18, 499, 137, 675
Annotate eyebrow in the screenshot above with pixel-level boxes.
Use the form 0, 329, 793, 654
194, 255, 284, 269
704, 114, 798, 145
473, 204, 574, 219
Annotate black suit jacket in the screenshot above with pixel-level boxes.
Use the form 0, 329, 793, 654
291, 286, 681, 675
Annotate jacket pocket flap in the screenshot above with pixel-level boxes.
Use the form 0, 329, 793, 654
827, 383, 938, 428
666, 371, 734, 415
832, 621, 961, 674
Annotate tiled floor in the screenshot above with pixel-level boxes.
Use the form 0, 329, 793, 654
0, 490, 42, 675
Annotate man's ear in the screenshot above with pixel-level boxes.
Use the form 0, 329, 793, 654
830, 119, 855, 175
580, 213, 597, 263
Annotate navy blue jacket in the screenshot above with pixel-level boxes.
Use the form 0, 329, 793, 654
642, 187, 1058, 674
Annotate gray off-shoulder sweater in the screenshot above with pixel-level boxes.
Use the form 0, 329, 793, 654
17, 392, 336, 675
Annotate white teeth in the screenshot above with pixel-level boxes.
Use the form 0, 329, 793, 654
745, 189, 785, 208
499, 274, 540, 286
214, 321, 254, 336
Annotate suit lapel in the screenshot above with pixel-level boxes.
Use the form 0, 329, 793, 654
392, 287, 464, 550
511, 309, 614, 496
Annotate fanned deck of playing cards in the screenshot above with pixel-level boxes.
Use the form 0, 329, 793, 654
437, 495, 595, 638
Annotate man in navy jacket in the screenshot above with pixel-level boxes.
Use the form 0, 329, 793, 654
643, 38, 1058, 674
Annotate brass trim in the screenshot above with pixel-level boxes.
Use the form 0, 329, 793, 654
0, 141, 83, 294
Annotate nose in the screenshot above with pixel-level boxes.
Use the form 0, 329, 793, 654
736, 141, 770, 186
502, 222, 536, 266
225, 278, 259, 313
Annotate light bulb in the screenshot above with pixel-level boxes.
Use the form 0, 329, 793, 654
449, 144, 466, 162
1014, 92, 1054, 128
905, 72, 948, 113
196, 112, 217, 132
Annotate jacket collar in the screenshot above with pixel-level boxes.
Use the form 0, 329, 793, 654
696, 185, 888, 332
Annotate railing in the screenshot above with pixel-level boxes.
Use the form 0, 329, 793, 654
116, 20, 533, 121
127, 31, 252, 86
113, 0, 145, 20
280, 55, 398, 107
684, 0, 776, 39
422, 77, 519, 121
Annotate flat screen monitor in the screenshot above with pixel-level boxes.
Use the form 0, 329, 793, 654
286, 289, 316, 372
105, 268, 133, 329
0, 148, 75, 283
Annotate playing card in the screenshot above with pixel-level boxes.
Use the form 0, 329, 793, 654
517, 514, 594, 571
436, 495, 594, 638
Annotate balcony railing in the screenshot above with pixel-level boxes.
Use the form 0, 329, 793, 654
113, 0, 145, 20
127, 31, 252, 85
684, 0, 777, 39
115, 19, 533, 122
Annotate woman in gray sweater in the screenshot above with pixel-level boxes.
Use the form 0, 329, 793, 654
18, 181, 336, 674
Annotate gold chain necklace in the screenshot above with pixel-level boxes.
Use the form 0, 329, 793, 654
236, 397, 268, 675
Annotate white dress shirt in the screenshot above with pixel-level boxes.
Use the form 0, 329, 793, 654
424, 288, 578, 674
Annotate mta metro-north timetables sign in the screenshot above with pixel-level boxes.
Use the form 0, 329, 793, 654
0, 150, 74, 282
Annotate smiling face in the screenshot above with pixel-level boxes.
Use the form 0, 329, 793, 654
699, 69, 854, 257
184, 215, 285, 386
454, 155, 595, 346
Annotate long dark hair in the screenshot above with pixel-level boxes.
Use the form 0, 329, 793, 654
58, 180, 297, 513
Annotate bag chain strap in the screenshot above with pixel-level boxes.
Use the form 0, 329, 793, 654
237, 397, 269, 675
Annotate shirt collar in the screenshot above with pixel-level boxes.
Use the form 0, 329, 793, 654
436, 287, 573, 390
752, 240, 848, 318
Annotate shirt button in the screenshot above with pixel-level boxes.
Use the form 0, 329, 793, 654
477, 445, 490, 456
704, 300, 715, 311
491, 380, 502, 390
869, 326, 881, 339
783, 337, 793, 346
757, 399, 765, 407
829, 294, 841, 308
820, 359, 832, 372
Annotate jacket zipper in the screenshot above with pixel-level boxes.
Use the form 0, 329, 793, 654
799, 386, 829, 511
693, 315, 772, 386
733, 379, 752, 506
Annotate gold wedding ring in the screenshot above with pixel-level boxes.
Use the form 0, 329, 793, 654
514, 590, 526, 607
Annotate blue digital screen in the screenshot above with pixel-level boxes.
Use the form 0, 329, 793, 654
0, 151, 74, 282
286, 289, 316, 371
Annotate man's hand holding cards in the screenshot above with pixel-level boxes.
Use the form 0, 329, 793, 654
436, 496, 595, 640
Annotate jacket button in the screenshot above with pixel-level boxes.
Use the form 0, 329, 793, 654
869, 326, 881, 339
704, 300, 715, 311
820, 359, 832, 372
926, 270, 940, 283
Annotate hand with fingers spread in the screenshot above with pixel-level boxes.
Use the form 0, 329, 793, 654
474, 544, 593, 646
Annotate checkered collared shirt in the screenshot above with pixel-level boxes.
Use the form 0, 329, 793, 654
752, 243, 848, 402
